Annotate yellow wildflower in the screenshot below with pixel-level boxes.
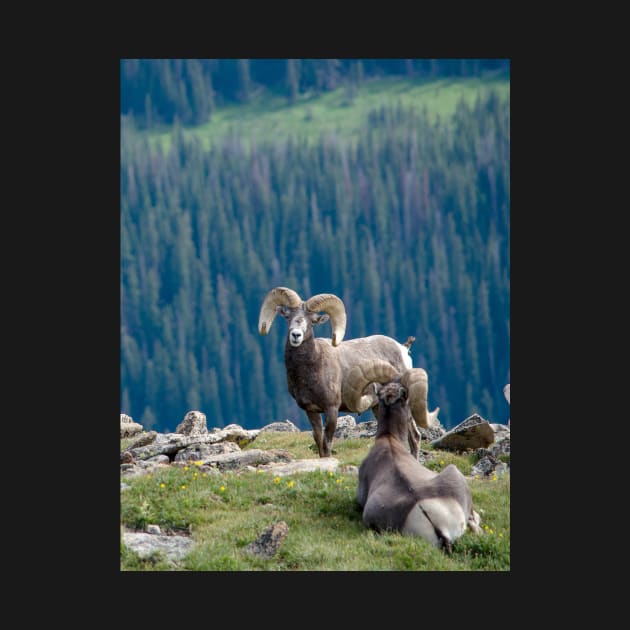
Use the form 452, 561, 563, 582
202, 473, 207, 478
274, 476, 281, 484
336, 478, 342, 484
219, 485, 225, 492
194, 460, 203, 466
287, 480, 295, 488
159, 482, 166, 489
181, 484, 187, 490
184, 466, 189, 471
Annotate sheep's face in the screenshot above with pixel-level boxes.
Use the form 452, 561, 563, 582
375, 382, 408, 408
277, 306, 330, 348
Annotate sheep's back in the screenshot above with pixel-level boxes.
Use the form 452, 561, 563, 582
322, 335, 410, 373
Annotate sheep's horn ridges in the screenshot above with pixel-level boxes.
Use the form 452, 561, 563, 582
400, 368, 430, 428
258, 287, 303, 335
305, 293, 347, 346
343, 360, 401, 413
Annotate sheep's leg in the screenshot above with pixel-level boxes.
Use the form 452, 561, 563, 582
321, 407, 338, 457
306, 411, 325, 457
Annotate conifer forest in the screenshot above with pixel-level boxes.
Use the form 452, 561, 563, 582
120, 59, 510, 432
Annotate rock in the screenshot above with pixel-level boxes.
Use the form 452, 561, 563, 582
128, 431, 158, 449
334, 420, 378, 440
245, 521, 289, 558
260, 419, 301, 432
430, 413, 495, 452
122, 531, 194, 563
257, 457, 339, 476
209, 425, 260, 448
471, 455, 509, 478
202, 448, 293, 472
121, 413, 144, 438
174, 441, 241, 463
175, 411, 208, 435
418, 422, 446, 442
334, 415, 356, 437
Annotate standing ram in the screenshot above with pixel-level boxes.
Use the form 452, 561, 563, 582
257, 286, 439, 457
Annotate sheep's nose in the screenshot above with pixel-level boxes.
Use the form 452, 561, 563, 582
291, 331, 300, 340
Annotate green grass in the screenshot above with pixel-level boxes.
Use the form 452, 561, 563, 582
120, 431, 510, 571
131, 72, 509, 154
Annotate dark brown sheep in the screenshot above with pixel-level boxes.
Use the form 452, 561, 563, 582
257, 287, 435, 457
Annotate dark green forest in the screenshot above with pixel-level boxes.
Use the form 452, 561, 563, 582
120, 59, 510, 433
121, 59, 510, 128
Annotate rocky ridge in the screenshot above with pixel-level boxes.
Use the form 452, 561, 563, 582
121, 410, 510, 565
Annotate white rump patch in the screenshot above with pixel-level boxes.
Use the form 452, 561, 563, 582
397, 342, 413, 369
413, 497, 467, 544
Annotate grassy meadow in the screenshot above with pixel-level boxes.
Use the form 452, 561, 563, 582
133, 71, 510, 153
120, 430, 510, 571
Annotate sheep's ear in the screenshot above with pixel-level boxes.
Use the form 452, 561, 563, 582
311, 313, 329, 326
277, 305, 290, 318
399, 386, 408, 402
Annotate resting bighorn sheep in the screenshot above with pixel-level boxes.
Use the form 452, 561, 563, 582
354, 361, 482, 552
258, 286, 439, 457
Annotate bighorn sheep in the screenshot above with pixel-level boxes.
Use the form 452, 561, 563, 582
503, 383, 510, 426
257, 286, 439, 457
354, 361, 482, 552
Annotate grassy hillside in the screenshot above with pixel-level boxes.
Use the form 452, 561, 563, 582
120, 431, 510, 571
132, 71, 510, 153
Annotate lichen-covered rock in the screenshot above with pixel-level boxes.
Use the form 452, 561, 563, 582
174, 440, 241, 462
418, 422, 446, 442
260, 419, 301, 432
202, 448, 293, 472
175, 411, 208, 435
256, 457, 339, 476
128, 431, 158, 449
471, 455, 509, 478
121, 413, 143, 438
333, 415, 356, 437
334, 419, 377, 440
209, 424, 260, 448
430, 413, 495, 452
245, 521, 289, 558
122, 530, 194, 563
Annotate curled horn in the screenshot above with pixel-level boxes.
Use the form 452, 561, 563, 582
304, 293, 347, 346
342, 359, 401, 413
399, 368, 430, 428
258, 287, 303, 335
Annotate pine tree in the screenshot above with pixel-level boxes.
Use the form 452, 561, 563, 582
286, 59, 300, 104
237, 59, 253, 103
